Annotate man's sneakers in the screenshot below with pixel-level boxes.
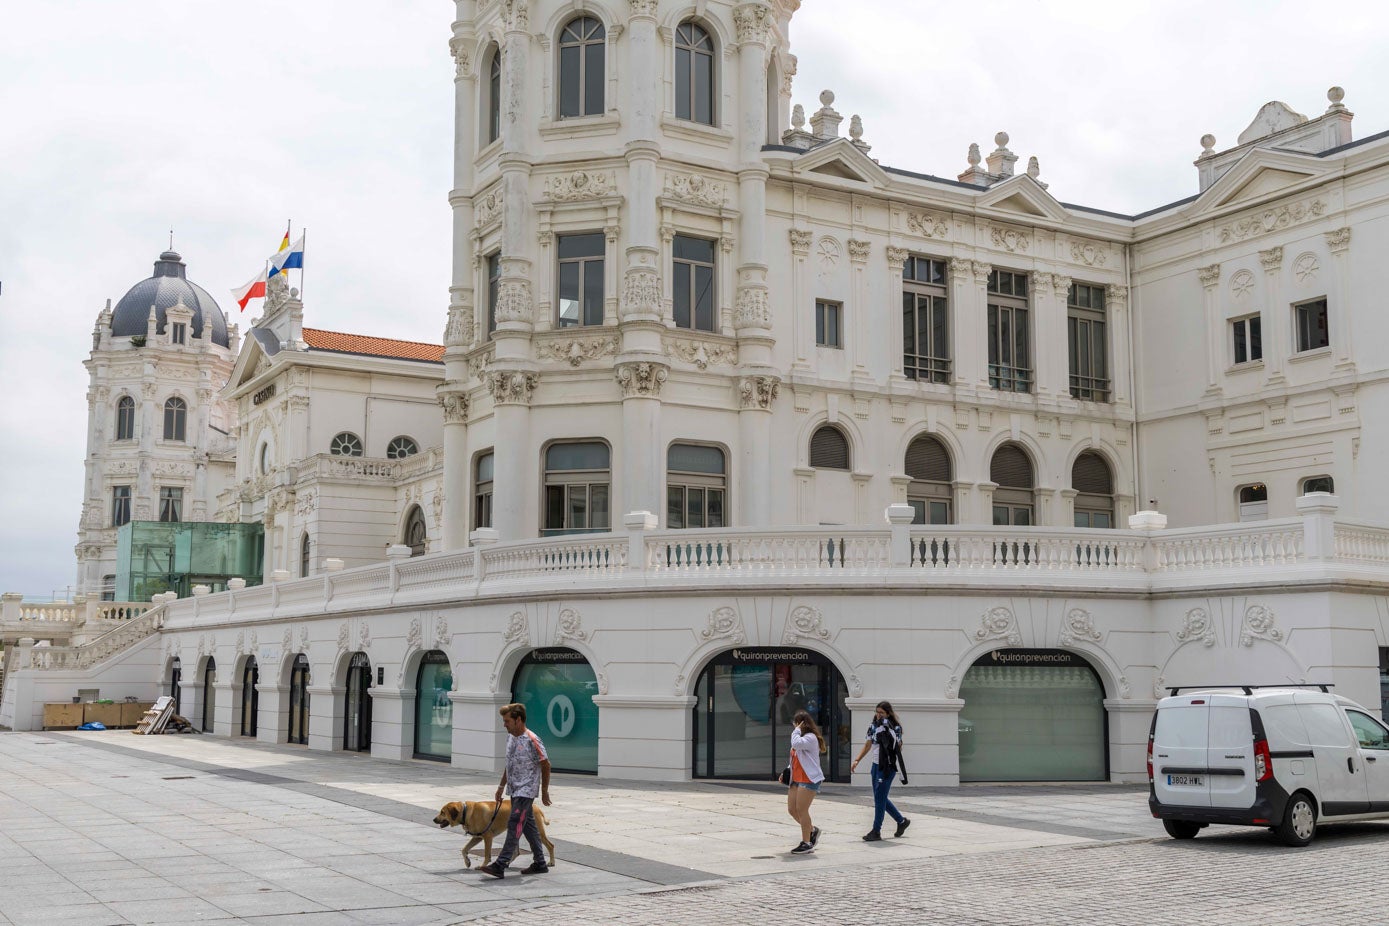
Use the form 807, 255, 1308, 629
809, 826, 821, 847
478, 862, 505, 879
862, 830, 882, 841
894, 817, 912, 838
790, 841, 814, 854
520, 862, 550, 875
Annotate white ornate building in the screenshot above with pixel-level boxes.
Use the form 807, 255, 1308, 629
6, 0, 1389, 790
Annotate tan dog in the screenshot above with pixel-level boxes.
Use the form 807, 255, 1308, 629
432, 800, 555, 869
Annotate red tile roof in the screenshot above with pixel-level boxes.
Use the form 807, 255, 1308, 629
301, 328, 444, 363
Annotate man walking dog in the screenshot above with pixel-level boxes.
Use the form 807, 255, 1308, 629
479, 703, 552, 879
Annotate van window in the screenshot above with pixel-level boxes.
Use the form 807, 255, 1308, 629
1347, 711, 1389, 749
1261, 704, 1311, 747
1296, 703, 1351, 747
1155, 707, 1207, 748
1209, 706, 1251, 748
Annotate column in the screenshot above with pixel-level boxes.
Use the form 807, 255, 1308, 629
970, 261, 993, 392
948, 258, 977, 388
737, 376, 780, 526
452, 691, 513, 772
1198, 263, 1222, 395
1032, 272, 1069, 399
732, 4, 774, 370
593, 695, 699, 781
848, 239, 872, 383
616, 362, 667, 518
437, 389, 470, 549
256, 684, 289, 745
1259, 247, 1286, 384
367, 687, 415, 762
1106, 283, 1131, 406
487, 374, 536, 540
790, 229, 812, 369
1324, 227, 1353, 371
305, 684, 341, 752
886, 246, 910, 381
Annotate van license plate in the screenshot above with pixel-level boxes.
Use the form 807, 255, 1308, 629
1167, 774, 1203, 787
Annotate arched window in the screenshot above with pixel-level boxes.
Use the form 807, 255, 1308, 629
1301, 475, 1334, 496
485, 45, 501, 144
240, 657, 259, 738
675, 21, 715, 125
474, 451, 494, 529
558, 16, 604, 118
414, 650, 453, 761
258, 443, 271, 474
116, 396, 135, 441
404, 505, 427, 556
202, 657, 217, 733
163, 397, 187, 442
386, 436, 419, 459
667, 443, 726, 528
906, 435, 953, 524
287, 654, 310, 746
330, 432, 363, 457
809, 426, 850, 471
543, 441, 610, 536
1072, 451, 1115, 529
990, 443, 1035, 526
1238, 483, 1268, 522
300, 533, 311, 578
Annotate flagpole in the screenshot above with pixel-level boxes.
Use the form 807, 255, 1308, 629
299, 227, 307, 304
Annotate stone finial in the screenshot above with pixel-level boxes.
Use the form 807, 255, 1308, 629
1327, 85, 1346, 112
809, 89, 842, 139
1199, 134, 1216, 157
819, 89, 834, 107
848, 114, 870, 153
986, 131, 1017, 178
958, 142, 990, 187
967, 143, 981, 166
1025, 155, 1047, 190
791, 103, 805, 131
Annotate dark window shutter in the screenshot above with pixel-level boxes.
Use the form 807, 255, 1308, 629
1072, 451, 1113, 494
990, 444, 1033, 488
905, 435, 952, 482
809, 426, 850, 470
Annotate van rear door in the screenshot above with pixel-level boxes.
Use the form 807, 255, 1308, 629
1153, 696, 1211, 807
1206, 699, 1256, 808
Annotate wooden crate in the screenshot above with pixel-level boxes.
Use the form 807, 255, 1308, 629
83, 702, 123, 727
42, 703, 84, 730
120, 702, 154, 727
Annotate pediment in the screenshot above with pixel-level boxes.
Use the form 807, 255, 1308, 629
810, 159, 869, 181
792, 138, 888, 187
227, 330, 277, 394
1217, 167, 1319, 206
976, 175, 1069, 222
1189, 148, 1325, 217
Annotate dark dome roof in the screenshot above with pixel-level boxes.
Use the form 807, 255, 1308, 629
110, 251, 229, 348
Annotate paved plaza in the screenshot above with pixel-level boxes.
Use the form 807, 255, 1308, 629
1, 731, 1386, 925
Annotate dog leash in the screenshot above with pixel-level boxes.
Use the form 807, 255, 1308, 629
465, 802, 504, 838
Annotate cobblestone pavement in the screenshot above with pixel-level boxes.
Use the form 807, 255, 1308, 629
2, 731, 1387, 925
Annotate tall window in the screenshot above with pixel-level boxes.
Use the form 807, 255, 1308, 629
404, 505, 427, 556
809, 426, 851, 471
486, 46, 501, 144
115, 396, 135, 441
905, 435, 953, 524
159, 486, 183, 523
1238, 483, 1268, 522
386, 436, 419, 459
1072, 452, 1114, 529
557, 233, 605, 327
667, 443, 726, 529
674, 21, 715, 125
990, 443, 1034, 525
330, 432, 363, 457
1067, 283, 1109, 402
171, 322, 187, 345
474, 451, 494, 529
673, 235, 716, 331
902, 256, 950, 383
163, 397, 187, 441
558, 16, 604, 118
300, 533, 311, 578
815, 300, 842, 349
486, 251, 501, 336
1294, 298, 1329, 352
1232, 314, 1262, 364
543, 442, 610, 536
987, 270, 1031, 393
111, 485, 131, 527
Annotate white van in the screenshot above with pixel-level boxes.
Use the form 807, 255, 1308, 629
1148, 685, 1389, 846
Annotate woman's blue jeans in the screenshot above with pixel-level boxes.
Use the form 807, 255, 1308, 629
871, 762, 904, 832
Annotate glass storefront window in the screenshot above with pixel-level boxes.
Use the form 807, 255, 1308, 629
414, 651, 453, 761
512, 648, 599, 774
958, 650, 1106, 782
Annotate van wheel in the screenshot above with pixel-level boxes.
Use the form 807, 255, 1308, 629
1276, 793, 1317, 847
1163, 819, 1201, 840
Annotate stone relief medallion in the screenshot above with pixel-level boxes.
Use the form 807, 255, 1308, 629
1293, 253, 1320, 282
615, 361, 669, 398
701, 606, 745, 644
1229, 270, 1255, 299
1175, 607, 1216, 647
503, 611, 530, 646
738, 375, 780, 410
664, 337, 737, 370
1218, 198, 1326, 243
664, 172, 726, 208
907, 212, 949, 239
537, 336, 618, 367
544, 170, 615, 202
990, 226, 1031, 253
555, 607, 587, 644
1058, 608, 1102, 647
1069, 240, 1108, 267
975, 606, 1022, 645
783, 605, 830, 645
1240, 605, 1283, 647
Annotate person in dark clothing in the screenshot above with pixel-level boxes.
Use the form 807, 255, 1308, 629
850, 700, 910, 841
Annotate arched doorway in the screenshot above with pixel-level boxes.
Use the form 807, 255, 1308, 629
958, 649, 1107, 782
511, 648, 598, 774
344, 652, 373, 752
170, 658, 182, 715
241, 657, 260, 737
692, 648, 851, 782
287, 654, 310, 745
413, 650, 453, 761
201, 658, 217, 733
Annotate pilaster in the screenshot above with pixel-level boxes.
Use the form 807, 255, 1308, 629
1259, 246, 1286, 385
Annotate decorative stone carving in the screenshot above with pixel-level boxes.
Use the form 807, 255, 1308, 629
1197, 264, 1222, 288
467, 346, 495, 381
438, 390, 469, 424
1293, 253, 1320, 282
1069, 241, 1108, 266
628, 0, 660, 18
1240, 605, 1284, 646
701, 606, 745, 643
475, 186, 504, 227
1218, 198, 1326, 243
971, 261, 993, 284
732, 3, 771, 44
816, 237, 840, 270
847, 239, 870, 263
301, 624, 311, 653
1058, 608, 1102, 647
1175, 607, 1216, 647
537, 336, 618, 367
615, 361, 669, 398
235, 631, 245, 656
555, 607, 587, 644
665, 337, 737, 370
487, 371, 537, 406
886, 246, 911, 266
405, 617, 422, 651
502, 0, 528, 31
945, 674, 960, 699
975, 606, 1022, 645
664, 172, 726, 208
620, 267, 662, 319
434, 616, 450, 649
448, 36, 471, 79
1106, 283, 1128, 310
295, 491, 316, 516
990, 226, 1030, 253
503, 612, 529, 646
1051, 274, 1073, 298
544, 170, 615, 202
781, 54, 797, 96
444, 304, 474, 347
783, 605, 830, 645
847, 674, 863, 698
1324, 227, 1351, 253
1229, 270, 1255, 299
1258, 246, 1284, 270
789, 228, 812, 255
733, 287, 770, 330
738, 375, 780, 410
906, 212, 949, 239
493, 280, 532, 325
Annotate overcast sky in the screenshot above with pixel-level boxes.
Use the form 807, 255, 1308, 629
2, 1, 1386, 599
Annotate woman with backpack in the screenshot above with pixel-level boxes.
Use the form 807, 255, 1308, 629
849, 700, 910, 841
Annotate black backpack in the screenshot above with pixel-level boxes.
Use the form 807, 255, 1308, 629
875, 722, 909, 785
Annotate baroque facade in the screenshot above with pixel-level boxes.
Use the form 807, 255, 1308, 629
8, 1, 1389, 789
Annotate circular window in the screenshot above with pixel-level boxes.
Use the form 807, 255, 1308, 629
387, 436, 419, 459
330, 432, 363, 457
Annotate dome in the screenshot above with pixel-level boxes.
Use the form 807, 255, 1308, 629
110, 250, 230, 348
